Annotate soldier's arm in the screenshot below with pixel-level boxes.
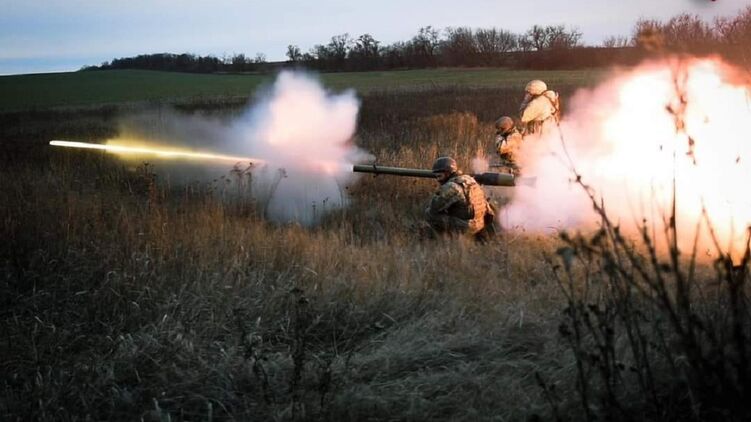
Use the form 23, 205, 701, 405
501, 132, 523, 156
519, 94, 532, 114
494, 134, 506, 156
520, 104, 535, 124
428, 183, 464, 214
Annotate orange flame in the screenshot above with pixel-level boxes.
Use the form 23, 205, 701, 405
599, 59, 751, 258
511, 57, 751, 260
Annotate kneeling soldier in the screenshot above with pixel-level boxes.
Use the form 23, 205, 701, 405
425, 157, 495, 239
494, 115, 523, 174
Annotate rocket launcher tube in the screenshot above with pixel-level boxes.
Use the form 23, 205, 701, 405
352, 164, 437, 179
471, 172, 516, 187
352, 164, 529, 187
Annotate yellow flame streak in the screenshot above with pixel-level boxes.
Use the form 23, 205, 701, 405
49, 140, 263, 164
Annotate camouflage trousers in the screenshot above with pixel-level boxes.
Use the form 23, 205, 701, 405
424, 209, 485, 236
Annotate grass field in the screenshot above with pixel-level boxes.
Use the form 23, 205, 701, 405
1, 69, 749, 421
0, 68, 606, 112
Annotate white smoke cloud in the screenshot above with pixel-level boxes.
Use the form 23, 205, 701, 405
113, 70, 369, 225
226, 71, 368, 224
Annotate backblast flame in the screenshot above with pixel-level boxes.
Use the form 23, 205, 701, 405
508, 57, 751, 260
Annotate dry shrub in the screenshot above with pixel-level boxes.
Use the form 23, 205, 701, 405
541, 69, 751, 421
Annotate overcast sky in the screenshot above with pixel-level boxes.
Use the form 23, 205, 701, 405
0, 0, 746, 75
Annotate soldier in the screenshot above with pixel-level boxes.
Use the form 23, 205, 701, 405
494, 115, 523, 173
519, 79, 560, 136
424, 157, 495, 239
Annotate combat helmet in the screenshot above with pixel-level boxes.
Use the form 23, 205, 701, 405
431, 156, 458, 174
494, 116, 515, 133
525, 79, 548, 96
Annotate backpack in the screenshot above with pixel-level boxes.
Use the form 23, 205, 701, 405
542, 90, 561, 122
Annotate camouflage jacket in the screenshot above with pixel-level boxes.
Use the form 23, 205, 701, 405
427, 173, 487, 223
520, 90, 560, 136
495, 130, 523, 158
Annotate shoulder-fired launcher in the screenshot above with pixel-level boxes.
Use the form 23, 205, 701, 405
352, 164, 534, 187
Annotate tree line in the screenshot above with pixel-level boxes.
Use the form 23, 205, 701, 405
288, 24, 591, 71
83, 52, 268, 73
84, 7, 751, 73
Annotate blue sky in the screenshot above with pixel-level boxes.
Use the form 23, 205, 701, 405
0, 0, 745, 75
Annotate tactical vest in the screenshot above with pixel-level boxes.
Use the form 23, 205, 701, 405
541, 90, 560, 122
448, 175, 486, 222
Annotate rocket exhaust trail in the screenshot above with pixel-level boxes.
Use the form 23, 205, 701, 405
49, 140, 356, 173
49, 140, 265, 164
48, 71, 365, 226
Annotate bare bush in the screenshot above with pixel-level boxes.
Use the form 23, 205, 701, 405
544, 63, 751, 421
632, 18, 665, 50
441, 27, 478, 66
475, 28, 518, 65
662, 13, 716, 48
602, 36, 630, 48
714, 6, 751, 45
286, 44, 302, 63
522, 24, 582, 51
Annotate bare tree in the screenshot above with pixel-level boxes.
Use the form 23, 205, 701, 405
547, 25, 582, 49
475, 27, 518, 65
309, 44, 329, 61
714, 6, 751, 67
349, 33, 381, 70
524, 25, 549, 51
662, 13, 715, 48
253, 53, 267, 64
381, 41, 408, 68
410, 26, 441, 66
714, 6, 751, 45
518, 35, 534, 52
327, 33, 353, 60
522, 24, 581, 51
301, 52, 316, 63
442, 27, 477, 66
286, 45, 302, 62
602, 35, 630, 48
231, 53, 247, 72
475, 28, 517, 56
350, 34, 380, 59
631, 18, 664, 50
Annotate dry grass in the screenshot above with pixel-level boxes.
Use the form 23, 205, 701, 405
1, 86, 749, 421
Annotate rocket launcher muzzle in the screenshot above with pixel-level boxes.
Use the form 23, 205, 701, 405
352, 164, 535, 187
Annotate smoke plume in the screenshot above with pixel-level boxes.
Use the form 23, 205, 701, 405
113, 70, 368, 225
506, 58, 751, 258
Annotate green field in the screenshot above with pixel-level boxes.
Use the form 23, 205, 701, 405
0, 68, 605, 112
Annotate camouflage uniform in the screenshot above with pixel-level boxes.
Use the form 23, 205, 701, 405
519, 90, 560, 136
519, 80, 560, 136
495, 128, 524, 171
425, 173, 492, 236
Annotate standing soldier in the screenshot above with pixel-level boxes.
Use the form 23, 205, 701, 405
519, 79, 560, 135
494, 115, 523, 174
425, 157, 495, 239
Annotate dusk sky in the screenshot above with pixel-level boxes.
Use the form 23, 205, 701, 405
0, 0, 746, 75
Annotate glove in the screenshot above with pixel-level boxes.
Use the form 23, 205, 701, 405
494, 134, 506, 155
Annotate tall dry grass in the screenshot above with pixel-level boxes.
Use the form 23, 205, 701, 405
1, 86, 748, 421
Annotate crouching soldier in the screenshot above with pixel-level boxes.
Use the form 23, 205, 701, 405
494, 115, 523, 174
425, 157, 496, 240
